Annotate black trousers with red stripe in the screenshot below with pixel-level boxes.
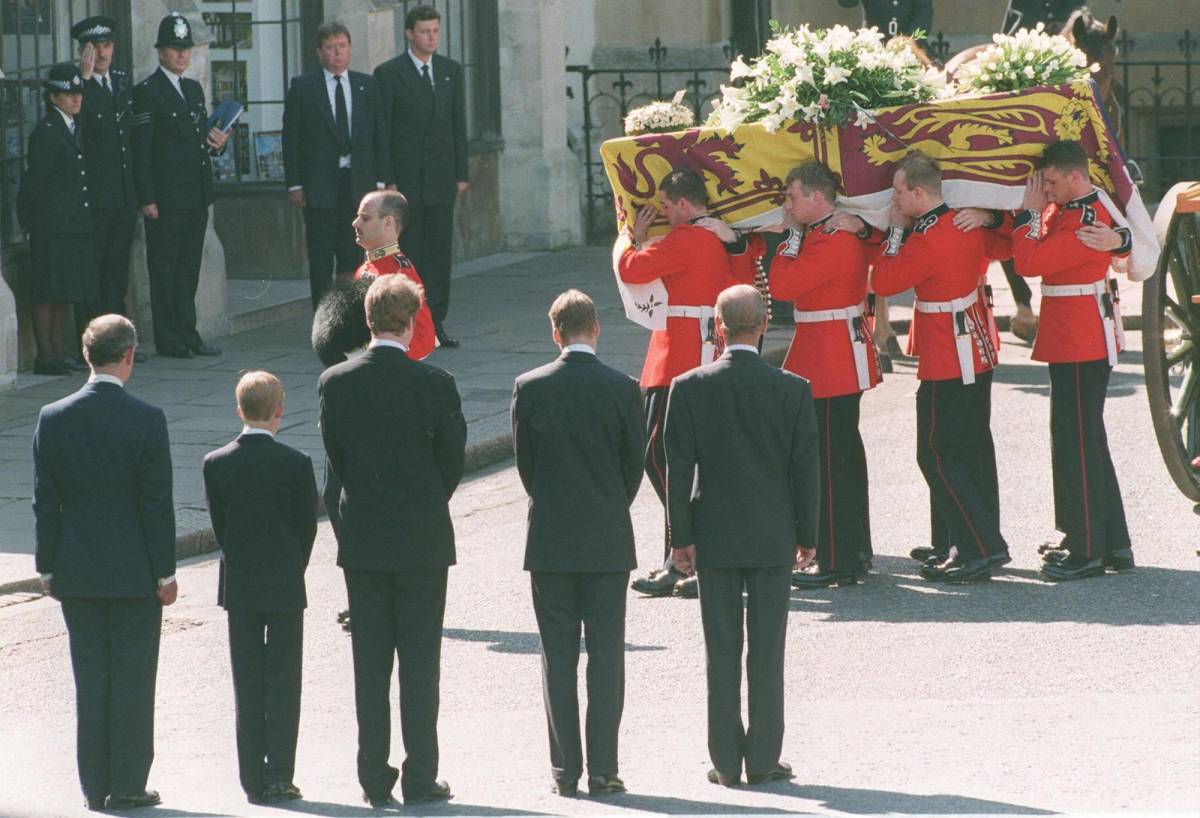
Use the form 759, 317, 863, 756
915, 371, 1008, 561
1048, 359, 1131, 561
814, 392, 873, 574
643, 387, 670, 558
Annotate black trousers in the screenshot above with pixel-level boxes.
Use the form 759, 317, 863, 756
399, 193, 455, 324
303, 170, 361, 307
643, 387, 670, 557
530, 571, 628, 783
915, 371, 1007, 561
344, 568, 447, 800
73, 208, 138, 349
697, 565, 791, 780
1049, 360, 1131, 560
227, 610, 304, 796
144, 207, 208, 352
60, 596, 162, 802
814, 393, 873, 572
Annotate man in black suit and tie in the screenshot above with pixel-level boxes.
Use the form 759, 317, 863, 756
373, 4, 468, 348
132, 13, 227, 359
512, 290, 645, 798
33, 314, 176, 811
665, 284, 820, 788
319, 274, 466, 807
203, 370, 318, 805
283, 22, 391, 307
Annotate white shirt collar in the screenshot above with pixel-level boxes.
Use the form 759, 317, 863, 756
370, 338, 409, 352
726, 344, 759, 354
95, 71, 110, 85
562, 343, 596, 355
88, 373, 124, 387
408, 49, 433, 71
158, 65, 184, 95
323, 67, 346, 83
55, 107, 75, 129
240, 426, 275, 438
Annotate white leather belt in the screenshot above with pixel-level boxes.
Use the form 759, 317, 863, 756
914, 289, 979, 385
665, 304, 718, 366
793, 302, 871, 390
1041, 280, 1123, 366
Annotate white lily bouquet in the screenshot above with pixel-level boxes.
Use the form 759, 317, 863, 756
707, 21, 945, 132
955, 23, 1098, 94
624, 100, 696, 136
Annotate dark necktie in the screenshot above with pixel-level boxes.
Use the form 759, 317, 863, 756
101, 75, 110, 94
333, 74, 351, 155
420, 63, 434, 99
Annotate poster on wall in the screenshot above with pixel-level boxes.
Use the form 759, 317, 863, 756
211, 60, 248, 105
212, 122, 251, 181
255, 130, 285, 180
202, 12, 252, 49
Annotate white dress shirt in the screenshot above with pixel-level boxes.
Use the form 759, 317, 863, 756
158, 65, 185, 99
240, 426, 275, 438
562, 343, 596, 355
726, 343, 759, 354
324, 68, 353, 169
55, 107, 76, 134
408, 50, 436, 91
370, 338, 409, 353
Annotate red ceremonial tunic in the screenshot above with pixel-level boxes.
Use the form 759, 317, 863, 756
763, 219, 882, 398
618, 222, 737, 388
354, 249, 437, 361
1011, 190, 1132, 364
872, 203, 1012, 381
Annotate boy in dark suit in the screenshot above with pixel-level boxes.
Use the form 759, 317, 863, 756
203, 370, 318, 804
512, 290, 645, 797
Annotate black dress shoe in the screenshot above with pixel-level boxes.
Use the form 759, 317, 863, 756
85, 797, 107, 811
746, 761, 794, 785
1037, 540, 1066, 555
707, 768, 741, 787
435, 328, 460, 349
188, 341, 222, 356
792, 570, 857, 588
157, 346, 193, 359
587, 774, 625, 795
910, 545, 948, 562
106, 790, 161, 809
921, 557, 991, 583
33, 359, 71, 376
673, 576, 698, 598
987, 550, 1012, 568
404, 780, 452, 804
552, 778, 578, 797
1041, 557, 1105, 582
631, 567, 683, 597
1105, 547, 1135, 572
362, 791, 400, 809
261, 782, 302, 803
337, 608, 350, 623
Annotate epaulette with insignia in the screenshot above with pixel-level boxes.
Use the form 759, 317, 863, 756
397, 256, 413, 268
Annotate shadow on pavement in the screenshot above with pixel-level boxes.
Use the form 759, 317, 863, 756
790, 557, 1200, 626
597, 791, 809, 814
273, 801, 551, 816
443, 628, 666, 654
783, 782, 1056, 814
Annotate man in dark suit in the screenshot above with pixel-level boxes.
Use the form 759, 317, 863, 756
665, 284, 820, 788
132, 13, 227, 359
33, 314, 176, 812
838, 0, 933, 49
319, 274, 466, 807
73, 16, 141, 363
203, 370, 318, 805
283, 21, 391, 307
373, 4, 468, 348
512, 290, 645, 798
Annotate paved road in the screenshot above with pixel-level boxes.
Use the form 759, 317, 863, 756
1, 330, 1196, 817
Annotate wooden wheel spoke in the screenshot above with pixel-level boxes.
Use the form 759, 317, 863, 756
1172, 365, 1198, 427
1166, 338, 1195, 366
1163, 298, 1193, 335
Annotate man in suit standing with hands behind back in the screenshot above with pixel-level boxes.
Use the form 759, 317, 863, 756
282, 22, 391, 307
33, 314, 176, 811
373, 4, 468, 348
512, 290, 645, 798
665, 285, 820, 788
319, 275, 466, 807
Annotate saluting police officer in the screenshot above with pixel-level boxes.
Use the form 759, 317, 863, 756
132, 13, 227, 359
16, 64, 97, 376
72, 16, 144, 363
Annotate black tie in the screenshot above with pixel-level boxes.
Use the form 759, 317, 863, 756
101, 75, 110, 94
333, 74, 351, 155
420, 63, 434, 99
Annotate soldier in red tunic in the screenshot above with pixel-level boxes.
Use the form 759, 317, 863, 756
1011, 140, 1134, 581
872, 151, 1013, 583
619, 168, 738, 599
352, 190, 437, 361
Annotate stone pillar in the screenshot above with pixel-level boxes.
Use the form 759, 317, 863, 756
497, 0, 583, 250
320, 0, 398, 73
0, 257, 16, 390
129, 0, 229, 345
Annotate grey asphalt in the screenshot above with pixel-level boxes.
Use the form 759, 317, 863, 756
0, 323, 1195, 817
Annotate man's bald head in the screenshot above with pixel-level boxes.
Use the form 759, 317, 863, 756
716, 284, 766, 343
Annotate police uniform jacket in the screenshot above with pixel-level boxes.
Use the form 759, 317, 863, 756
17, 109, 93, 237
872, 203, 1011, 381
763, 218, 883, 398
617, 222, 736, 388
80, 70, 136, 210
132, 67, 215, 209
354, 249, 438, 360
1012, 190, 1131, 363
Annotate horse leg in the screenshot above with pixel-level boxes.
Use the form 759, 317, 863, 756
1003, 258, 1038, 343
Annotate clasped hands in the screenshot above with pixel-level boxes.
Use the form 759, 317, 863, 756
671, 545, 816, 576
